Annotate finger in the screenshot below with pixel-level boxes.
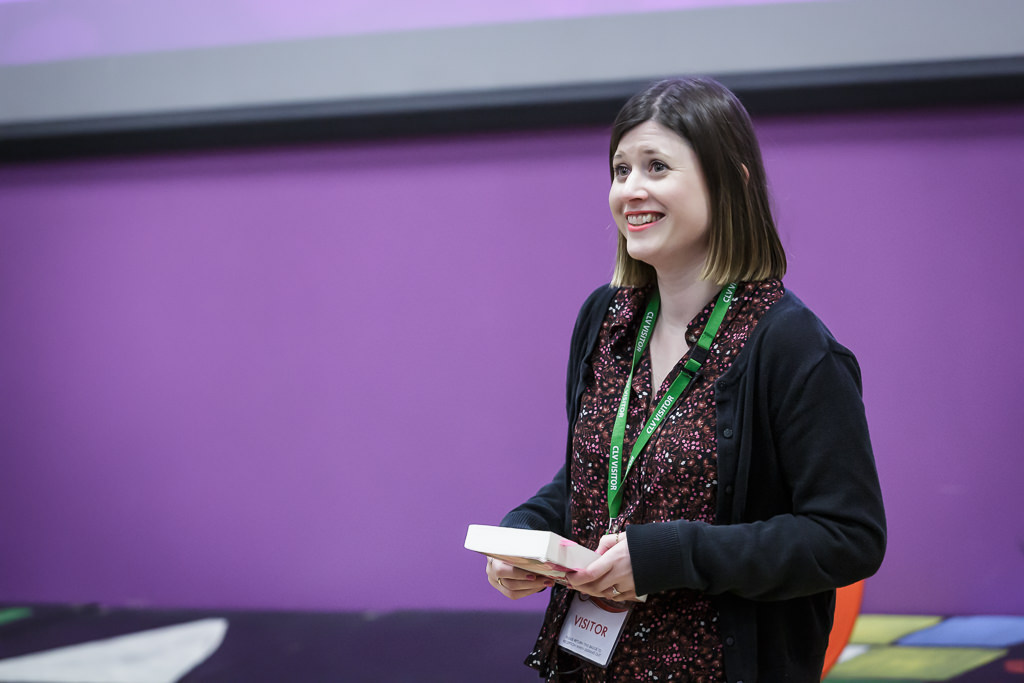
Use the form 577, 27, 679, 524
488, 559, 554, 597
503, 576, 554, 592
598, 572, 636, 598
606, 588, 640, 602
504, 584, 548, 600
571, 546, 635, 596
566, 561, 611, 592
488, 559, 513, 591
596, 532, 625, 555
496, 576, 552, 600
489, 558, 543, 582
506, 567, 542, 581
588, 573, 625, 597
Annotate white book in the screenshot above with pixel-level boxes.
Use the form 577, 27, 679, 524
464, 524, 599, 579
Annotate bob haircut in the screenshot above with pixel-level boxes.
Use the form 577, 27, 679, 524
609, 77, 786, 287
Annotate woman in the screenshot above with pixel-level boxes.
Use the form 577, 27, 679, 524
486, 77, 886, 682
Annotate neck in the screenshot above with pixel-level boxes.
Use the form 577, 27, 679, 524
654, 268, 721, 331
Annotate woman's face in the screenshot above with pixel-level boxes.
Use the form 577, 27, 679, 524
609, 120, 712, 277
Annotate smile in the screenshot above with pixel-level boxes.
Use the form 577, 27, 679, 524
625, 212, 664, 231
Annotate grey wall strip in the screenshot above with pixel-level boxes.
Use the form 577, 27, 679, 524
1, 0, 1022, 160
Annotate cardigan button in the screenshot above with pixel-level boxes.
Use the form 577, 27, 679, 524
725, 636, 736, 646
725, 484, 734, 495
716, 380, 727, 391
722, 427, 734, 438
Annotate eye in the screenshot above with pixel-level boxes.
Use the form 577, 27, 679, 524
613, 164, 630, 179
650, 160, 669, 173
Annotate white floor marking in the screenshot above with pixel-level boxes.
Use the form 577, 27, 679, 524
837, 642, 870, 663
0, 618, 228, 683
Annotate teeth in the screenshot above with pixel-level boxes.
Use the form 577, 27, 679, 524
626, 213, 661, 226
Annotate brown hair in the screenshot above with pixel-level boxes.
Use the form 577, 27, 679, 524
609, 77, 786, 287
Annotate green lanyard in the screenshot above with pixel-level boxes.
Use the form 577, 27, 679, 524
607, 283, 737, 521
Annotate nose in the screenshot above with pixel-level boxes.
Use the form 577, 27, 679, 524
620, 171, 649, 201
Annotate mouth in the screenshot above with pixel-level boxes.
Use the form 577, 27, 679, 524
625, 212, 664, 232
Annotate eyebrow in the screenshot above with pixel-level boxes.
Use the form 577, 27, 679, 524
612, 146, 667, 160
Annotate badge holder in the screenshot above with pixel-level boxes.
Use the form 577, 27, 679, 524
557, 593, 632, 668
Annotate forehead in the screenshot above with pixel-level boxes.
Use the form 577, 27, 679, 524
612, 120, 692, 158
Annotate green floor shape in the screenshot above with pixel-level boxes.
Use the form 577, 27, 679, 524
850, 615, 944, 645
0, 607, 33, 626
827, 645, 1007, 680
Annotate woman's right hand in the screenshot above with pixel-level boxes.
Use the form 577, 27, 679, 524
487, 557, 553, 600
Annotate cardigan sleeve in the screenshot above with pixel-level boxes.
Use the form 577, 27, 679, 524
628, 300, 887, 600
501, 464, 569, 534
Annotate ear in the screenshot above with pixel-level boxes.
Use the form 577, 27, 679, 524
740, 164, 750, 183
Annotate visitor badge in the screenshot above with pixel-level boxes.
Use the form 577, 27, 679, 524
557, 593, 631, 668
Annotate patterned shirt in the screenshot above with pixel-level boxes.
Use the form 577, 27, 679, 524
527, 279, 784, 682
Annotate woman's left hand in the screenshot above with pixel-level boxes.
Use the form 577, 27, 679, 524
566, 532, 640, 601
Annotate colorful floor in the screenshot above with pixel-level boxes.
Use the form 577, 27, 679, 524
2, 605, 1023, 681
825, 614, 1024, 682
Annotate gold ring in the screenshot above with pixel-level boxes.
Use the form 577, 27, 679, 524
497, 578, 506, 589
611, 586, 621, 596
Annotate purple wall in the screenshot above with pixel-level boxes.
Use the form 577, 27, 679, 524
2, 104, 1023, 615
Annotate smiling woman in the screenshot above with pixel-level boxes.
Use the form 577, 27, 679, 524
609, 121, 712, 280
485, 77, 886, 683
607, 78, 785, 291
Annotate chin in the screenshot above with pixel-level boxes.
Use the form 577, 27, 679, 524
625, 242, 660, 267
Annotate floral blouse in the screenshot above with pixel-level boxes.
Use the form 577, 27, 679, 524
527, 280, 784, 682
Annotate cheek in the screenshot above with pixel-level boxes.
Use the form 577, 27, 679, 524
608, 190, 628, 235
608, 186, 624, 219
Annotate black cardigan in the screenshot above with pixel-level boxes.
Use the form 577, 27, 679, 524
503, 285, 886, 683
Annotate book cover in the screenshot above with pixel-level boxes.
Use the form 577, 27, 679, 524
464, 524, 599, 579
